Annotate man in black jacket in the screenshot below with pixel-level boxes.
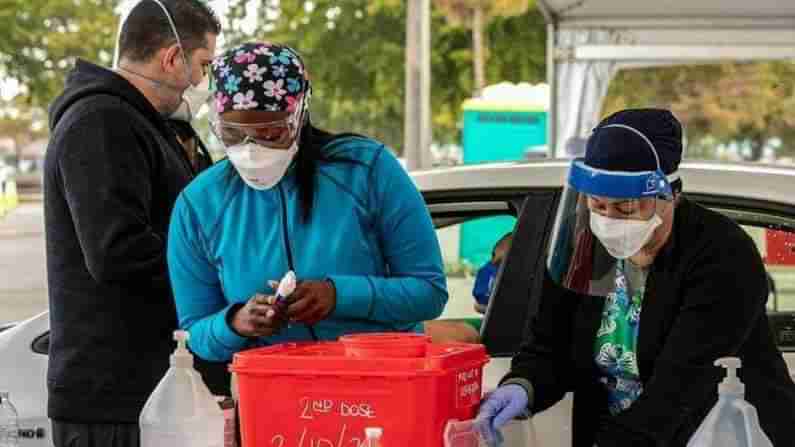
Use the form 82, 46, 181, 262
476, 109, 795, 446
44, 1, 220, 446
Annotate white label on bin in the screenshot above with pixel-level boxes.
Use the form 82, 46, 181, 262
456, 368, 482, 409
299, 397, 377, 420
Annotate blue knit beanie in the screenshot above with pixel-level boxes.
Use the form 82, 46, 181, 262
585, 109, 683, 175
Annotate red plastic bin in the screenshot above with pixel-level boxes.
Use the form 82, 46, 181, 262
231, 333, 489, 447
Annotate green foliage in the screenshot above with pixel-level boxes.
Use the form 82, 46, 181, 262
223, 0, 546, 152
0, 0, 118, 107
434, 0, 531, 27
604, 62, 795, 161
0, 0, 547, 156
3, 0, 793, 164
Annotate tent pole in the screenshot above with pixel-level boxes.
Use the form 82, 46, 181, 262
536, 0, 558, 159
546, 21, 557, 159
536, 0, 555, 24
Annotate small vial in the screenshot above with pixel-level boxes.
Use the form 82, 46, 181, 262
364, 427, 383, 447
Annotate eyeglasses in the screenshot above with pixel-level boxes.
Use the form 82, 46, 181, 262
211, 120, 297, 148
209, 101, 305, 149
586, 196, 658, 220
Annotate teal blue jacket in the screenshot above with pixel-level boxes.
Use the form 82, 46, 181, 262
167, 137, 447, 361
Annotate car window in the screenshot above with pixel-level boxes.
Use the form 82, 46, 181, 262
437, 215, 517, 321
704, 205, 795, 313
740, 226, 795, 313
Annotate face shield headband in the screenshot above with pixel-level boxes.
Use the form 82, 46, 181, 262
568, 124, 678, 201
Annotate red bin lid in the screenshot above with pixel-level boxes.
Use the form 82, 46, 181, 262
231, 333, 488, 377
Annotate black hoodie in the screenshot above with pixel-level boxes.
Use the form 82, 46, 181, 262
44, 59, 196, 422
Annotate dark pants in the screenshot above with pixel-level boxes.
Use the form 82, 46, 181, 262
51, 420, 139, 447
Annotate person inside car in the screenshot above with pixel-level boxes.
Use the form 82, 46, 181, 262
475, 109, 795, 446
167, 42, 447, 364
473, 232, 513, 314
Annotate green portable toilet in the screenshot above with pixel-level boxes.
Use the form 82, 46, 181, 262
459, 83, 548, 269
462, 103, 547, 163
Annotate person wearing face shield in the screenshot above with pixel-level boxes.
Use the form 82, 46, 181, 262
166, 42, 447, 366
475, 109, 795, 446
43, 1, 220, 446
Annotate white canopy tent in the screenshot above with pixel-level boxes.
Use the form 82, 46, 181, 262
537, 0, 795, 157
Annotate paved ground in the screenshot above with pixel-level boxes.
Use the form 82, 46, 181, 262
0, 203, 48, 324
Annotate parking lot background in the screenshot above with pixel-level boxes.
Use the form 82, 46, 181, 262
2, 203, 794, 324
0, 203, 479, 324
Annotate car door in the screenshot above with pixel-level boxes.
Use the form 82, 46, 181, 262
0, 311, 50, 447
687, 192, 795, 374
424, 187, 559, 353
423, 186, 574, 446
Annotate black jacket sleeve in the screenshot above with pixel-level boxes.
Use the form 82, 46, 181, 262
597, 225, 769, 446
55, 105, 169, 285
502, 271, 579, 413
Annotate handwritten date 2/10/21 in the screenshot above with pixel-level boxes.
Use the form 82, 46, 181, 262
271, 424, 371, 447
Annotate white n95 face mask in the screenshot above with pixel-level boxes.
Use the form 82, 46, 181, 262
590, 212, 662, 259
126, 0, 212, 122
226, 141, 298, 190
170, 76, 212, 122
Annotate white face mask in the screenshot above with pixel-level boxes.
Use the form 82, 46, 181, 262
170, 76, 212, 122
589, 212, 662, 259
140, 0, 212, 122
226, 141, 298, 190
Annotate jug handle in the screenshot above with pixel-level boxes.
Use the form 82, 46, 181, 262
732, 399, 772, 446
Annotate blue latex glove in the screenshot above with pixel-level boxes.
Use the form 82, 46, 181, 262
474, 384, 529, 446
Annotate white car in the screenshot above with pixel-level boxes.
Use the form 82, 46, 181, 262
2, 159, 795, 447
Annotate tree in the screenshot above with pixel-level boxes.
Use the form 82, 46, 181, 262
236, 0, 408, 151
223, 0, 546, 153
603, 62, 795, 162
0, 0, 118, 107
429, 6, 546, 143
0, 99, 48, 166
434, 0, 531, 96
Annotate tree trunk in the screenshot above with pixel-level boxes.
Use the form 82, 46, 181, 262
14, 138, 22, 170
404, 0, 432, 169
472, 4, 485, 97
749, 136, 765, 162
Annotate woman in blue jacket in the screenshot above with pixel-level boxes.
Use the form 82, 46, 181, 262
167, 42, 448, 363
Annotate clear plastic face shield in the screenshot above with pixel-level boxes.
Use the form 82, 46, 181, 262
113, 0, 213, 121
547, 124, 678, 297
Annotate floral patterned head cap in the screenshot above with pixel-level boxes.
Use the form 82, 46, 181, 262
210, 42, 310, 115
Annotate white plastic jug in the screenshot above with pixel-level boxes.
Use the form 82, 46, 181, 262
686, 357, 773, 447
140, 331, 224, 447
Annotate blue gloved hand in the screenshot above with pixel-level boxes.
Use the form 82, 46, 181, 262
474, 384, 530, 446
